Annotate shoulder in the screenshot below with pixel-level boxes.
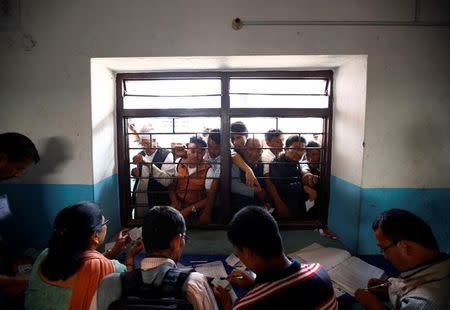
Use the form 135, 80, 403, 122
97, 273, 122, 310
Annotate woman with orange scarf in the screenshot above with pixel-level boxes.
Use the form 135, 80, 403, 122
25, 201, 142, 309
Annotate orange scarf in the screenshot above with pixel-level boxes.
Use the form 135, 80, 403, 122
68, 250, 114, 310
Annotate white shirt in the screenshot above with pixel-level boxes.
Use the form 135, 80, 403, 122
261, 149, 276, 175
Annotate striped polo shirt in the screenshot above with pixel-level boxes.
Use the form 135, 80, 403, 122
234, 260, 337, 310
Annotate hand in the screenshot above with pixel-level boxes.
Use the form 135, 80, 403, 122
131, 167, 140, 177
367, 278, 389, 298
245, 169, 261, 189
227, 269, 255, 288
212, 286, 232, 310
303, 185, 317, 201
111, 229, 130, 254
302, 173, 315, 187
132, 154, 146, 164
128, 240, 144, 257
354, 289, 386, 310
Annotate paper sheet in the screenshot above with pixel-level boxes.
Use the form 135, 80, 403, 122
296, 247, 351, 271
0, 195, 12, 220
129, 227, 142, 241
328, 256, 384, 296
225, 253, 240, 267
104, 241, 116, 252
194, 261, 228, 278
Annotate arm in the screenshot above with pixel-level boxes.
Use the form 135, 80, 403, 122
264, 174, 290, 217
168, 182, 181, 210
230, 164, 255, 197
199, 171, 219, 225
232, 152, 261, 189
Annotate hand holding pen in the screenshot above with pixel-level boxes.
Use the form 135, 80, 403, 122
227, 269, 255, 288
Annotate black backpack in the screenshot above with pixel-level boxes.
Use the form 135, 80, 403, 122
111, 267, 195, 310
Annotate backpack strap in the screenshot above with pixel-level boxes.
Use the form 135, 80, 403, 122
117, 267, 195, 309
160, 267, 195, 298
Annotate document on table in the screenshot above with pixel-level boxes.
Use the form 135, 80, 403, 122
289, 243, 384, 296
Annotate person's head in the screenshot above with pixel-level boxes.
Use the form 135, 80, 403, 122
243, 138, 262, 165
186, 136, 207, 165
0, 132, 40, 181
138, 124, 158, 155
207, 129, 221, 159
142, 206, 186, 262
41, 201, 108, 281
305, 141, 321, 166
284, 135, 306, 162
265, 129, 284, 157
372, 209, 440, 272
227, 206, 284, 273
230, 121, 248, 152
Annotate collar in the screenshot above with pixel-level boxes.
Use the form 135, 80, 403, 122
400, 253, 450, 279
255, 259, 300, 284
140, 257, 176, 271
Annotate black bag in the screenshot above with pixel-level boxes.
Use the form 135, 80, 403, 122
113, 267, 195, 310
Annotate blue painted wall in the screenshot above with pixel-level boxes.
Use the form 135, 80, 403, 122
0, 183, 93, 249
358, 188, 450, 254
329, 175, 450, 254
2, 174, 449, 254
93, 174, 121, 241
0, 174, 121, 250
328, 175, 361, 252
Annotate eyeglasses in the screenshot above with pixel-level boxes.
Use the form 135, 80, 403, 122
379, 241, 397, 254
102, 218, 110, 226
181, 233, 190, 243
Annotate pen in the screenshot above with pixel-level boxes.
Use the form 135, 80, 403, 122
190, 260, 208, 264
219, 276, 244, 280
366, 282, 390, 290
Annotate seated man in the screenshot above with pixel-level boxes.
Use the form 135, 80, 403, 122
355, 209, 450, 310
269, 135, 316, 219
231, 138, 270, 215
214, 206, 337, 310
130, 124, 175, 216
97, 206, 218, 310
169, 136, 216, 225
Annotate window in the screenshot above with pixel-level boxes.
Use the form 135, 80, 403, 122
117, 71, 333, 228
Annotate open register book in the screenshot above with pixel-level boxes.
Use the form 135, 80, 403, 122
289, 243, 385, 297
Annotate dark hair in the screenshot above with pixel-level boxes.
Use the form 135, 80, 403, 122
142, 206, 186, 254
372, 209, 439, 251
189, 136, 207, 148
0, 132, 40, 163
306, 141, 320, 148
208, 129, 221, 145
285, 135, 306, 148
264, 129, 283, 143
41, 201, 104, 281
227, 206, 283, 259
230, 121, 248, 137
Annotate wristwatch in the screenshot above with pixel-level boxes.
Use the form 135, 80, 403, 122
191, 205, 197, 213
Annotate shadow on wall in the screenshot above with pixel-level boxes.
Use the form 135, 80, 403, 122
25, 136, 74, 182
0, 136, 93, 250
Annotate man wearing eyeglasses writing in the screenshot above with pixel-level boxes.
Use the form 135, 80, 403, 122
355, 209, 449, 310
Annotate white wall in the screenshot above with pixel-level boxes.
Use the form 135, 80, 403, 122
333, 57, 367, 186
1, 0, 449, 189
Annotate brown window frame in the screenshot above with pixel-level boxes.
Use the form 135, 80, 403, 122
116, 70, 333, 229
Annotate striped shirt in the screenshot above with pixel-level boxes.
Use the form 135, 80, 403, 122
234, 260, 337, 310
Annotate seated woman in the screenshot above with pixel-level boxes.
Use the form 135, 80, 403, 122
25, 201, 141, 309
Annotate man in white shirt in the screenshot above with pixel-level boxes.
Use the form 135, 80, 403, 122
97, 206, 219, 310
130, 124, 175, 217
